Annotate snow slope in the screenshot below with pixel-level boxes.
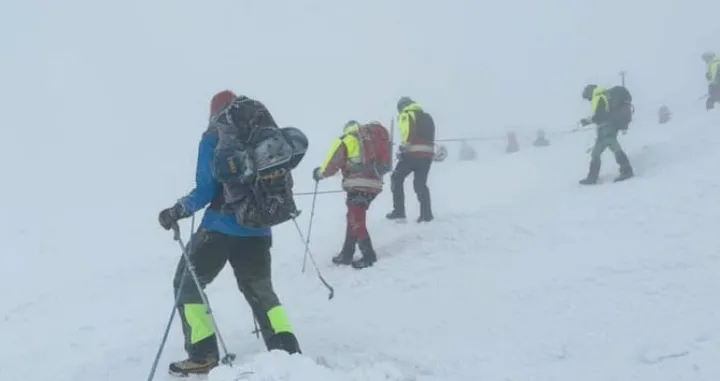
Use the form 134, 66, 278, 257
3, 99, 720, 381
4, 2, 720, 380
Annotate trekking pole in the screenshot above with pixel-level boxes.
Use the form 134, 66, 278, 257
171, 224, 237, 366
301, 181, 320, 273
251, 316, 261, 339
145, 214, 196, 381
292, 218, 335, 299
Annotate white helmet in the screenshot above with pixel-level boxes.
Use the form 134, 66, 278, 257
702, 51, 715, 62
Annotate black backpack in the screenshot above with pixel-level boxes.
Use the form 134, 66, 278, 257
606, 86, 634, 129
412, 109, 436, 143
210, 96, 308, 228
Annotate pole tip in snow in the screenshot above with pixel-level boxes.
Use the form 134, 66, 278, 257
221, 353, 237, 366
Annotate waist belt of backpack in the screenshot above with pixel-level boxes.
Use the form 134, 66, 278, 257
342, 178, 383, 189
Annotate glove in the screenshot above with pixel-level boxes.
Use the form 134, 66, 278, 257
158, 203, 188, 230
312, 167, 323, 182
579, 118, 592, 127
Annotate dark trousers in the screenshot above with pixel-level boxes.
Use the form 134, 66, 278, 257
172, 230, 295, 359
708, 84, 720, 110
391, 156, 433, 218
585, 125, 632, 180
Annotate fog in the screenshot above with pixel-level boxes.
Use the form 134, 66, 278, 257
1, 1, 719, 379
2, 0, 717, 246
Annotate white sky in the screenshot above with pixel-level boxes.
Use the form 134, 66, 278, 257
1, 0, 718, 211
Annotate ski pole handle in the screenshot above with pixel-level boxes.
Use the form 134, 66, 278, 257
172, 223, 181, 241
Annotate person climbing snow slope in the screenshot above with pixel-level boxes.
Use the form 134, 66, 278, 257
313, 120, 392, 269
702, 51, 720, 110
386, 97, 436, 222
578, 84, 634, 185
157, 90, 303, 376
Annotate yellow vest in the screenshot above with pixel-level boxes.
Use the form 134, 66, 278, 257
708, 58, 720, 84
589, 87, 609, 118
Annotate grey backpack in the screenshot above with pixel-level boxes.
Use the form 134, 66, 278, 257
211, 96, 308, 228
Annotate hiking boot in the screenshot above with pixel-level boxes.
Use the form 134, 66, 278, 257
267, 332, 302, 354
331, 234, 356, 265
417, 194, 433, 223
386, 210, 406, 220
352, 256, 376, 269
352, 237, 377, 269
580, 158, 601, 185
614, 152, 634, 182
168, 355, 218, 376
332, 252, 354, 265
614, 170, 634, 182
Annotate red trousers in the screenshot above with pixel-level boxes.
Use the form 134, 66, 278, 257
345, 191, 377, 239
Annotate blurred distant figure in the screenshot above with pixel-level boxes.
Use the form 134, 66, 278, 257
458, 140, 477, 160
577, 84, 634, 184
702, 51, 720, 110
433, 144, 448, 162
532, 129, 550, 147
506, 131, 519, 153
658, 105, 671, 124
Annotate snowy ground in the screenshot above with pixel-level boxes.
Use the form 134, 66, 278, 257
3, 110, 720, 381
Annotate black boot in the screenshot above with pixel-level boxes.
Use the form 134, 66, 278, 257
614, 151, 634, 182
332, 233, 356, 265
385, 210, 406, 220
389, 173, 406, 220
579, 158, 601, 185
267, 332, 302, 355
417, 191, 433, 223
352, 237, 377, 269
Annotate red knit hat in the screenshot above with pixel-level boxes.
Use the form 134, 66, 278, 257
209, 90, 237, 117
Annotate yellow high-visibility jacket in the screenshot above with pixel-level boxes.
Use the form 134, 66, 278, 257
317, 123, 382, 193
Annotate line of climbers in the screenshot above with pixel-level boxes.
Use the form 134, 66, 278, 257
152, 50, 718, 377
